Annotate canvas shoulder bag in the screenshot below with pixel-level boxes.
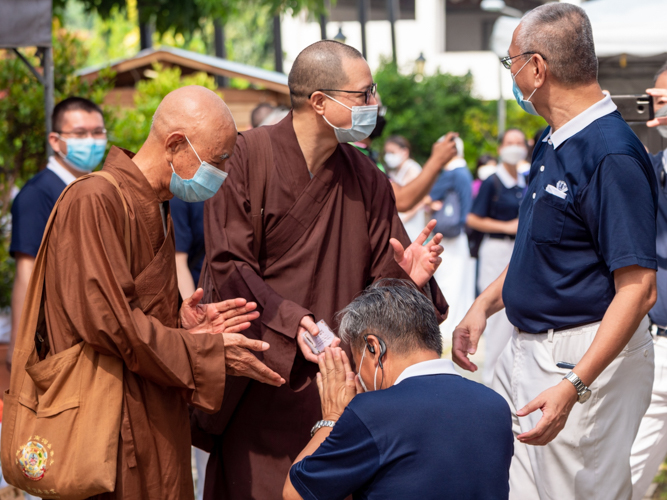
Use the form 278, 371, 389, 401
1, 171, 129, 500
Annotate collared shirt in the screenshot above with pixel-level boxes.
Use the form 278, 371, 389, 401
10, 157, 73, 258
290, 359, 513, 500
503, 94, 658, 334
471, 164, 526, 236
394, 358, 459, 385
46, 155, 77, 185
650, 150, 667, 326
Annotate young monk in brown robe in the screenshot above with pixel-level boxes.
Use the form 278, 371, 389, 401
41, 86, 285, 500
194, 41, 454, 499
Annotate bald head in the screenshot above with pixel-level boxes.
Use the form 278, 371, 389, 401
133, 85, 237, 201
151, 85, 235, 139
288, 41, 364, 110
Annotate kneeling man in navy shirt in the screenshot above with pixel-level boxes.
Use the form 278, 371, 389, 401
453, 4, 658, 499
283, 281, 513, 500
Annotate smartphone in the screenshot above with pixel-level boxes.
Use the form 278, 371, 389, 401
302, 320, 336, 355
611, 94, 654, 122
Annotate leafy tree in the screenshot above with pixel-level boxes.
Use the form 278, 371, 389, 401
108, 64, 217, 153
374, 61, 546, 168
54, 0, 327, 37
0, 21, 114, 308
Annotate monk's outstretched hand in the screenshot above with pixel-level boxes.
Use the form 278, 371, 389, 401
181, 289, 260, 334
390, 219, 444, 288
224, 334, 286, 387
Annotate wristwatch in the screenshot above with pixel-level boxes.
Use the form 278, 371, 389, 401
563, 371, 592, 404
310, 420, 336, 437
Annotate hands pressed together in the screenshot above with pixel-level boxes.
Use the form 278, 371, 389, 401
316, 347, 362, 422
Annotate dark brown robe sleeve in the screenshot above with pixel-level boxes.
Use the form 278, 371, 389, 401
366, 168, 449, 323
203, 135, 312, 383
46, 182, 226, 413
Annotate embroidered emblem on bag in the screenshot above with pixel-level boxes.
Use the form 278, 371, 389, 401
17, 439, 49, 481
556, 180, 568, 193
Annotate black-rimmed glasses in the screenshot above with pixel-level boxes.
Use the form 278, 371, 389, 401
500, 52, 547, 70
309, 82, 377, 104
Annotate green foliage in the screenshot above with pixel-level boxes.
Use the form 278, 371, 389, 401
54, 0, 327, 37
374, 61, 547, 168
108, 64, 217, 152
0, 22, 114, 309
63, 0, 276, 81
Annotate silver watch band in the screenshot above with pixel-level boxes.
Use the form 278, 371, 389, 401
310, 420, 336, 437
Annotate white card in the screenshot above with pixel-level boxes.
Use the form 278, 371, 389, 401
545, 184, 567, 199
303, 320, 336, 355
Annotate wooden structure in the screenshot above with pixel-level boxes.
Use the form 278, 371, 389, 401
77, 46, 291, 130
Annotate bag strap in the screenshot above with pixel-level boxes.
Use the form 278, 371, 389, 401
14, 171, 131, 355
239, 127, 273, 262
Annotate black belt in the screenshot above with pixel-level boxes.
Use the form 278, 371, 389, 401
488, 234, 516, 241
651, 322, 667, 337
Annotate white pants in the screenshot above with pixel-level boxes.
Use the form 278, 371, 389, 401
493, 317, 654, 500
630, 335, 667, 500
478, 236, 515, 386
434, 232, 475, 341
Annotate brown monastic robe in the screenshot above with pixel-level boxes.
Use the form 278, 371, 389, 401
42, 147, 226, 500
194, 114, 448, 499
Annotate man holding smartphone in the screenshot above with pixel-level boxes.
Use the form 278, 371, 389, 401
453, 4, 658, 499
630, 62, 667, 500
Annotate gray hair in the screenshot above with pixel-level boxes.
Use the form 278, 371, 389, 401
337, 279, 442, 356
516, 3, 597, 86
655, 60, 667, 85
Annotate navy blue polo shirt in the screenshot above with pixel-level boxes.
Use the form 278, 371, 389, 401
650, 150, 667, 326
170, 198, 205, 285
10, 167, 67, 258
471, 167, 525, 238
503, 96, 658, 333
290, 370, 513, 500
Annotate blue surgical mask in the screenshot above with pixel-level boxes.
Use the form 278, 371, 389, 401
322, 95, 378, 143
512, 57, 540, 116
58, 136, 107, 172
169, 135, 228, 203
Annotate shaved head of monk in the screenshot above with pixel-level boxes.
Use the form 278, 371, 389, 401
288, 41, 377, 148
133, 85, 237, 202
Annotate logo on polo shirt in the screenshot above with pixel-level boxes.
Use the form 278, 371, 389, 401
556, 180, 568, 193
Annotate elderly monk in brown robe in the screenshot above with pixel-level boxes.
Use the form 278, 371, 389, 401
193, 41, 450, 499
42, 86, 285, 500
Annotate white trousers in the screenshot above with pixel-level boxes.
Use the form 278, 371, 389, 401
434, 232, 475, 341
478, 236, 515, 386
630, 335, 667, 500
493, 317, 654, 500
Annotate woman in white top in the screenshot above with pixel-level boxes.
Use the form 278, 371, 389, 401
383, 136, 427, 241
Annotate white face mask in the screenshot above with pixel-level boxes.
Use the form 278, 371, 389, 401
384, 152, 406, 169
499, 145, 528, 166
322, 94, 378, 143
357, 346, 380, 392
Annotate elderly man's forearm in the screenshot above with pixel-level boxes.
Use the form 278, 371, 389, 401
573, 267, 657, 387
283, 426, 334, 500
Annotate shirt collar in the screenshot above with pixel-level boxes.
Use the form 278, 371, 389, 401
394, 358, 459, 385
542, 92, 617, 149
47, 156, 77, 185
496, 163, 526, 189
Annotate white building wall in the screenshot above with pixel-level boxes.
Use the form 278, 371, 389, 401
281, 0, 516, 102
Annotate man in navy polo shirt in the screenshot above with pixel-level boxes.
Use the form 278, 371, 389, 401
8, 97, 106, 369
283, 281, 513, 500
453, 4, 658, 499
